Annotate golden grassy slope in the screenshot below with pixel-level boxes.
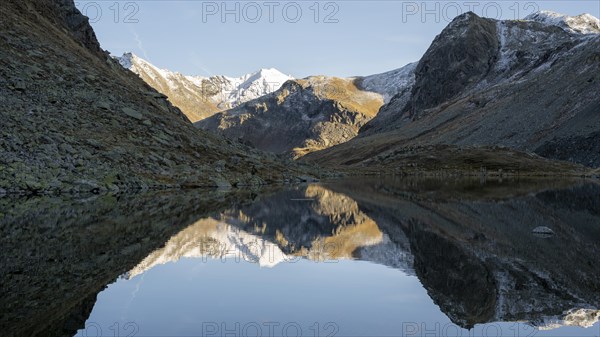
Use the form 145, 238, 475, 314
134, 70, 220, 123
296, 76, 384, 117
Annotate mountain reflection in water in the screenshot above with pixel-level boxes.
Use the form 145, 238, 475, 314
1, 178, 599, 337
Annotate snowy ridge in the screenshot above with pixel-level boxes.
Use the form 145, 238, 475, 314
196, 68, 295, 108
525, 11, 600, 34
490, 15, 592, 84
535, 308, 600, 330
116, 53, 293, 110
125, 214, 418, 279
126, 219, 290, 279
118, 52, 173, 84
358, 63, 417, 103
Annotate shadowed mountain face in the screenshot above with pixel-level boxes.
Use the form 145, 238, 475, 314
0, 0, 313, 195
126, 185, 407, 275
0, 188, 273, 337
407, 223, 498, 327
211, 178, 600, 329
306, 12, 600, 169
328, 178, 600, 328
3, 179, 598, 336
195, 66, 416, 158
407, 13, 500, 116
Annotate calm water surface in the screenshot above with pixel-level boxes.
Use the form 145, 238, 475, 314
1, 178, 599, 337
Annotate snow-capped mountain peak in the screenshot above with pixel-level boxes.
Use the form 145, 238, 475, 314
525, 11, 600, 34
232, 67, 294, 102
256, 67, 289, 78
113, 52, 294, 121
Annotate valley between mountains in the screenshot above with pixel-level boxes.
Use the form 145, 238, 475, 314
116, 11, 600, 170
3, 4, 600, 337
1, 0, 599, 195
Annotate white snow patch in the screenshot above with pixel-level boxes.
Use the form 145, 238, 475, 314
495, 21, 515, 73
525, 11, 600, 35
114, 53, 293, 109
126, 221, 291, 279
359, 63, 417, 103
536, 308, 600, 330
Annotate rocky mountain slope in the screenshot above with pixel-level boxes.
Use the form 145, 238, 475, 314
108, 179, 600, 330
0, 188, 268, 337
0, 0, 316, 195
195, 64, 416, 157
526, 10, 600, 34
3, 179, 598, 335
116, 53, 294, 122
305, 11, 600, 170
328, 178, 600, 330
126, 185, 412, 276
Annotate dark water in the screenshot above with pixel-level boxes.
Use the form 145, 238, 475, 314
1, 178, 599, 337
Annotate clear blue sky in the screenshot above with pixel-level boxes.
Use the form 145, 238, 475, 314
77, 0, 600, 78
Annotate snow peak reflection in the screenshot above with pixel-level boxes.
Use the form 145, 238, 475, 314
123, 228, 343, 279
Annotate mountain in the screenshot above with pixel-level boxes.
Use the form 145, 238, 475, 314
195, 64, 416, 158
327, 178, 600, 330
0, 0, 314, 195
120, 180, 600, 330
304, 11, 600, 171
126, 218, 291, 275
0, 188, 269, 337
3, 180, 599, 335
126, 185, 413, 276
116, 53, 293, 122
526, 10, 600, 34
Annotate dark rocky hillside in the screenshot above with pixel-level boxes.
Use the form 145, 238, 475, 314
0, 189, 268, 337
0, 0, 314, 195
308, 12, 600, 170
328, 178, 600, 329
196, 66, 415, 158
